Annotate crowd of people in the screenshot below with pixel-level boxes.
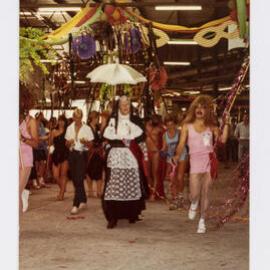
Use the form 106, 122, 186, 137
19, 93, 249, 233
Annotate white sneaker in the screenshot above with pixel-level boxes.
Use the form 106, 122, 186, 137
188, 209, 197, 220
197, 218, 206, 234
22, 189, 30, 213
70, 206, 79, 215
79, 203, 87, 210
188, 200, 199, 220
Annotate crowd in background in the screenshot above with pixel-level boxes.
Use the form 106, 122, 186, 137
19, 94, 249, 233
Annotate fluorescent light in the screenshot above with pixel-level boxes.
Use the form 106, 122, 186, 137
164, 61, 191, 66
168, 39, 197, 45
155, 5, 202, 11
181, 108, 187, 111
219, 87, 231, 91
38, 11, 68, 15
38, 7, 81, 12
20, 11, 44, 20
40, 59, 62, 63
67, 80, 87, 84
163, 93, 174, 97
20, 12, 32, 16
184, 91, 200, 95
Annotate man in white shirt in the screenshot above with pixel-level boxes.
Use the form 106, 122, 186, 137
65, 108, 94, 214
234, 113, 249, 160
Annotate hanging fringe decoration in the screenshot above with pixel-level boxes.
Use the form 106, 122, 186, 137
209, 55, 249, 228
208, 154, 249, 228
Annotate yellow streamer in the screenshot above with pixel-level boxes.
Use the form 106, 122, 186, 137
140, 25, 169, 47
194, 20, 239, 48
125, 9, 230, 33
44, 7, 93, 40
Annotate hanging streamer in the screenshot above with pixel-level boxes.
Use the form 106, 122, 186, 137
209, 55, 249, 228
194, 20, 239, 48
125, 8, 231, 33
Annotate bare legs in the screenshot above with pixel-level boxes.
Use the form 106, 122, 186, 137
87, 175, 103, 198
172, 160, 187, 199
35, 160, 46, 186
86, 175, 93, 197
52, 160, 68, 200
200, 172, 212, 219
169, 160, 187, 210
189, 172, 212, 214
148, 152, 160, 200
189, 173, 202, 205
189, 172, 212, 233
19, 167, 31, 214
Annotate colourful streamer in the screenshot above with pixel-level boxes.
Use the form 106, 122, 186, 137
125, 8, 231, 33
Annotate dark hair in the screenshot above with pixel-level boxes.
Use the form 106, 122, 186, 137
88, 111, 99, 124
57, 115, 68, 130
164, 114, 177, 125
151, 114, 161, 127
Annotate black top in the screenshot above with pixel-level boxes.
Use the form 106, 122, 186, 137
90, 125, 103, 148
52, 132, 69, 165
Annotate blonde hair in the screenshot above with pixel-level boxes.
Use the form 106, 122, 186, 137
184, 95, 216, 127
73, 108, 83, 119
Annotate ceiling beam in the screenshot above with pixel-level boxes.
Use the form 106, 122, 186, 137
20, 1, 230, 9
168, 61, 242, 80
167, 73, 238, 89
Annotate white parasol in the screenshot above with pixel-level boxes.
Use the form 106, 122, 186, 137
86, 63, 147, 85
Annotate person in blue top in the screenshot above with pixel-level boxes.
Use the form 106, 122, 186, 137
161, 114, 188, 210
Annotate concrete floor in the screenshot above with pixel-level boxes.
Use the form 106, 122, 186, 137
20, 165, 249, 270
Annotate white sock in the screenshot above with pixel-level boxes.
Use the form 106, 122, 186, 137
33, 179, 38, 186
39, 177, 45, 184
199, 217, 205, 224
198, 218, 206, 230
190, 200, 199, 210
22, 189, 30, 213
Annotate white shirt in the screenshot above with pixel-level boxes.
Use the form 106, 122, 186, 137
103, 112, 143, 140
65, 122, 94, 151
234, 122, 249, 140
